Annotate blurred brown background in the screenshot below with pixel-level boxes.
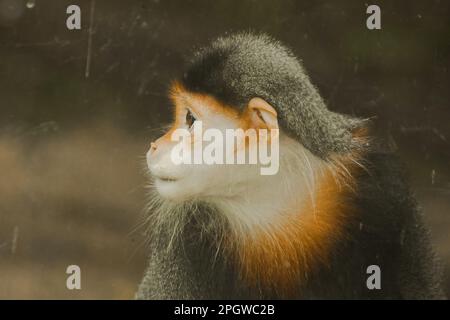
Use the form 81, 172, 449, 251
0, 0, 449, 299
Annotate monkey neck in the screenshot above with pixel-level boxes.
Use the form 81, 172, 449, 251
214, 147, 360, 297
215, 137, 320, 230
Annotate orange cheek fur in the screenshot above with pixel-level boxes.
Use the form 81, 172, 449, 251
168, 82, 254, 152
169, 82, 277, 153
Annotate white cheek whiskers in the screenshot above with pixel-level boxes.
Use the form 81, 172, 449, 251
142, 133, 327, 244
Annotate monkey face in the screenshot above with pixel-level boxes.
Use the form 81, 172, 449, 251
146, 83, 281, 202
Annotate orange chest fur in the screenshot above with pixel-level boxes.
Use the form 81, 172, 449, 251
231, 163, 359, 297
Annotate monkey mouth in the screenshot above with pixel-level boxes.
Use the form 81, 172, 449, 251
154, 176, 179, 182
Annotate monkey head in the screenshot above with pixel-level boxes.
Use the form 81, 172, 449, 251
146, 81, 283, 202
146, 33, 366, 204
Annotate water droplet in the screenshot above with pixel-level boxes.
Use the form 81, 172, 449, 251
26, 0, 35, 9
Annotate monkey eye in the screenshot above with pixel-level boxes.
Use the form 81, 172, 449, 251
185, 109, 196, 129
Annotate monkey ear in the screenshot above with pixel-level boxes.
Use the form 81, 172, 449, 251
247, 97, 278, 129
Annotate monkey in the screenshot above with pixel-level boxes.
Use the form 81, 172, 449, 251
136, 33, 445, 299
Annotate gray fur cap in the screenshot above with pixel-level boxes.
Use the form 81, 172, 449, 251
181, 32, 365, 159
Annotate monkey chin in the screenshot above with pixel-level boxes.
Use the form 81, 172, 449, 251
152, 177, 193, 202
153, 178, 181, 199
